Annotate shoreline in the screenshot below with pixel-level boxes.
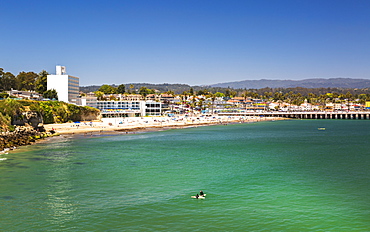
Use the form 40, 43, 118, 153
43, 115, 286, 136
0, 115, 286, 155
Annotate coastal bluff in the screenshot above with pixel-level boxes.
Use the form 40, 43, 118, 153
0, 126, 53, 151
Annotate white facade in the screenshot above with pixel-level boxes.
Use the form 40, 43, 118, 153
47, 66, 79, 103
97, 100, 162, 117
76, 96, 98, 108
145, 101, 162, 116
97, 101, 146, 117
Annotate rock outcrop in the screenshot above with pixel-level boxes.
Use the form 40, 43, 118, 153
0, 126, 52, 151
12, 111, 44, 130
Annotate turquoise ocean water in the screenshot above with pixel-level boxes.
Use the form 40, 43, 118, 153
0, 120, 369, 231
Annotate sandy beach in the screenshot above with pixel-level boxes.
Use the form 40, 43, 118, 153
43, 115, 285, 135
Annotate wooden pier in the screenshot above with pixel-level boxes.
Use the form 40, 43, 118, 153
218, 111, 370, 119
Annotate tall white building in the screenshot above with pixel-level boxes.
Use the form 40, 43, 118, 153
47, 66, 79, 103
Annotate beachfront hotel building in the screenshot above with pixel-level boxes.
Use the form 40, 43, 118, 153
76, 95, 98, 108
97, 100, 162, 117
47, 66, 79, 104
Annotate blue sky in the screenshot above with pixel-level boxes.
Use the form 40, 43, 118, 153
1, 0, 370, 86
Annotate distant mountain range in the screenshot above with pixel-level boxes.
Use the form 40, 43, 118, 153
210, 78, 370, 89
80, 78, 370, 94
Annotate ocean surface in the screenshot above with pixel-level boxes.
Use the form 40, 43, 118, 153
0, 119, 369, 231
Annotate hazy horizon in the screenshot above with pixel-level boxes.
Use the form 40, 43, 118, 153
77, 77, 370, 88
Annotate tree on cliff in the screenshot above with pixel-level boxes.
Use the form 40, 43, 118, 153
16, 71, 38, 91
0, 68, 3, 91
35, 70, 49, 94
0, 68, 16, 91
43, 89, 58, 100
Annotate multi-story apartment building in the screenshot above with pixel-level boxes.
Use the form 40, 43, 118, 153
76, 96, 98, 108
47, 66, 79, 104
145, 102, 161, 116
97, 100, 162, 117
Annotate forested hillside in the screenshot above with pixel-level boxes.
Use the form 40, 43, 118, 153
81, 83, 370, 98
80, 83, 201, 94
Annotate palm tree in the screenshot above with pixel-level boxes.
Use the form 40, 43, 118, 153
206, 92, 216, 114
129, 84, 135, 94
190, 96, 197, 115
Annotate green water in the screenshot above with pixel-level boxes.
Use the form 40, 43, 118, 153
0, 120, 369, 231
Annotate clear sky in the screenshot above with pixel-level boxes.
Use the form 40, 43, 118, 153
1, 0, 370, 86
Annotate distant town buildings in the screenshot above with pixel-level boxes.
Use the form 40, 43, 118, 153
47, 66, 79, 103
6, 90, 42, 100
2, 64, 370, 119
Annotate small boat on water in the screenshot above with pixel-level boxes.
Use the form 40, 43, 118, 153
318, 128, 326, 130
